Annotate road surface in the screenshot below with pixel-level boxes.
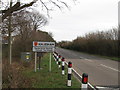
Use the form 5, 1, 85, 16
56, 47, 120, 88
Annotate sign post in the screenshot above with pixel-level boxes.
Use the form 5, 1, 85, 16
35, 52, 37, 72
38, 56, 40, 70
49, 53, 51, 72
33, 41, 55, 72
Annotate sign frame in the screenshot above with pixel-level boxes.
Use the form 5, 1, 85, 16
33, 41, 55, 72
33, 41, 55, 52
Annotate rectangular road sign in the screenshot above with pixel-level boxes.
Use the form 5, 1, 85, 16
33, 41, 55, 52
21, 52, 32, 61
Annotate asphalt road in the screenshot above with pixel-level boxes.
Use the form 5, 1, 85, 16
55, 47, 120, 88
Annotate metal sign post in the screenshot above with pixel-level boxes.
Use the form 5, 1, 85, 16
49, 53, 51, 72
33, 41, 55, 72
38, 57, 40, 70
35, 52, 37, 72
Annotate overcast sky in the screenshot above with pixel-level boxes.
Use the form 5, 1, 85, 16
2, 0, 120, 42
37, 0, 119, 42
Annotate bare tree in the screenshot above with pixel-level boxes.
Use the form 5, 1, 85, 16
1, 0, 73, 21
10, 10, 49, 54
59, 28, 119, 57
29, 11, 48, 31
11, 10, 47, 36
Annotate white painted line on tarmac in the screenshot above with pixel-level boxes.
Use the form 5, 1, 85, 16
100, 64, 120, 72
96, 86, 120, 90
80, 56, 85, 59
84, 59, 94, 62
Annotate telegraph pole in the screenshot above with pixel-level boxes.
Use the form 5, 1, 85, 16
8, 0, 12, 64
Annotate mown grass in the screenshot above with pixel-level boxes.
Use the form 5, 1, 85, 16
22, 53, 80, 88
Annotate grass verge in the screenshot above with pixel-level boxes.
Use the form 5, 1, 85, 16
22, 53, 80, 88
98, 56, 120, 61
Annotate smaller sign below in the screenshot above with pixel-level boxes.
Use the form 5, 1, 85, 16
21, 52, 32, 61
33, 47, 54, 52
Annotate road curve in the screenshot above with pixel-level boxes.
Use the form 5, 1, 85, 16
55, 47, 120, 88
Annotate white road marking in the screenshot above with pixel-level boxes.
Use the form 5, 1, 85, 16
84, 59, 94, 62
80, 56, 84, 59
96, 86, 120, 90
100, 64, 120, 72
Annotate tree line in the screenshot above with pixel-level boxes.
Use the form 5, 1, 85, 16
1, 10, 55, 57
58, 28, 119, 57
1, 0, 76, 58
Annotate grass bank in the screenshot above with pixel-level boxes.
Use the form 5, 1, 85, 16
22, 53, 80, 88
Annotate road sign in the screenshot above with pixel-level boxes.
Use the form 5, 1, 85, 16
33, 41, 55, 52
21, 52, 32, 61
33, 41, 55, 72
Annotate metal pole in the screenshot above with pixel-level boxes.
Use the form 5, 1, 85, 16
38, 57, 40, 70
35, 52, 37, 72
49, 53, 51, 72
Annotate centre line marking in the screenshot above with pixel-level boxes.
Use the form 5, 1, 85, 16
84, 59, 93, 62
80, 56, 84, 59
100, 64, 120, 72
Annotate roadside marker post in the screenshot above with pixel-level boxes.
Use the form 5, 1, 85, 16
56, 53, 59, 64
62, 57, 65, 75
58, 55, 61, 68
54, 52, 57, 61
53, 53, 55, 61
81, 73, 88, 90
67, 62, 72, 87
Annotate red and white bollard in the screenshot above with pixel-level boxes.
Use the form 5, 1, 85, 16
56, 53, 59, 64
53, 52, 56, 61
67, 62, 72, 87
61, 57, 65, 75
81, 73, 88, 90
58, 55, 61, 68
54, 52, 57, 61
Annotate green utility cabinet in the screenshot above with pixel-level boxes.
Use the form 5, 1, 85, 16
21, 52, 32, 61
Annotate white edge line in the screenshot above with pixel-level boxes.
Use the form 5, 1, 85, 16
84, 59, 94, 62
95, 86, 106, 88
100, 64, 120, 72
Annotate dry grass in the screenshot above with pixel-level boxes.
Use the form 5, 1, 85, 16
2, 58, 34, 88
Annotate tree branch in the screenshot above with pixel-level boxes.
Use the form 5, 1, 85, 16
2, 0, 38, 21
